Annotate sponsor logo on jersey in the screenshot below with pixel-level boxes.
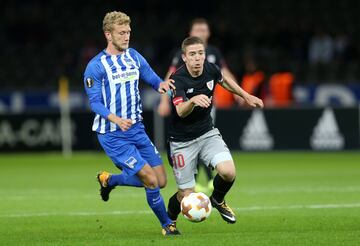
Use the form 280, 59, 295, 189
206, 80, 214, 91
112, 70, 139, 83
310, 108, 344, 150
186, 88, 194, 93
240, 110, 273, 150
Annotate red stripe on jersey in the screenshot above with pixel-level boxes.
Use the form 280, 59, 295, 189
172, 97, 184, 106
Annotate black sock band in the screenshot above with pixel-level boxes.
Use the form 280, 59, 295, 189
167, 192, 181, 221
211, 174, 235, 203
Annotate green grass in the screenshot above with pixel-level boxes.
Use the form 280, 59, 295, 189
0, 152, 360, 245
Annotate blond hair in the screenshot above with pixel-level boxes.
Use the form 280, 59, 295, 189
103, 11, 131, 32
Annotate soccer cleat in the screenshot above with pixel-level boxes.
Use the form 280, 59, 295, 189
161, 222, 181, 236
97, 171, 114, 202
210, 196, 236, 224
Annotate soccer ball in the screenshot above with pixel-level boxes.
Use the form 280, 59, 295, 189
181, 192, 212, 222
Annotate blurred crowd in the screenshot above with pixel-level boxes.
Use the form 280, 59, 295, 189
1, 0, 359, 91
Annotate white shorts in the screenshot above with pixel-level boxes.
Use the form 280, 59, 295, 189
168, 128, 233, 189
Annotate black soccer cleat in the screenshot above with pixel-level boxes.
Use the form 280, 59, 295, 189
210, 196, 236, 224
97, 171, 115, 202
162, 222, 181, 236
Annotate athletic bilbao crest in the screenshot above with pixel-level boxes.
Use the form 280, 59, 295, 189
206, 80, 214, 90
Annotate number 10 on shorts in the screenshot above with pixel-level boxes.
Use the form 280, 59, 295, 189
171, 154, 185, 169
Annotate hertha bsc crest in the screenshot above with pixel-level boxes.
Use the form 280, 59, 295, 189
206, 80, 214, 90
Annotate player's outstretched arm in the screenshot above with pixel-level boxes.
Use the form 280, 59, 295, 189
221, 66, 237, 82
158, 79, 176, 94
220, 74, 264, 108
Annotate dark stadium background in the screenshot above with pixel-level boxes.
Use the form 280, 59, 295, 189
2, 0, 359, 89
0, 0, 359, 151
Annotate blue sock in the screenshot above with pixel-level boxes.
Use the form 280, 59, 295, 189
145, 187, 172, 227
108, 174, 143, 187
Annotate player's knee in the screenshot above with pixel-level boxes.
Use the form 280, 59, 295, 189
140, 172, 159, 188
158, 178, 167, 189
153, 166, 167, 188
138, 164, 160, 188
143, 175, 159, 188
220, 171, 236, 182
216, 161, 236, 182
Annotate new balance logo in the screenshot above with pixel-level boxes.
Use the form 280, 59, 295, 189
310, 108, 344, 150
240, 110, 273, 150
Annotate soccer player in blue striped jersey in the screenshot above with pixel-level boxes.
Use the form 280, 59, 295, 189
83, 11, 180, 235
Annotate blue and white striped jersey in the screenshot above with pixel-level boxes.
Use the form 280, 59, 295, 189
84, 48, 162, 133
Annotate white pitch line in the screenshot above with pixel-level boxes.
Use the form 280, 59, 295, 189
234, 203, 360, 211
2, 193, 144, 201
240, 186, 360, 194
0, 210, 152, 218
1, 203, 360, 218
3, 186, 360, 200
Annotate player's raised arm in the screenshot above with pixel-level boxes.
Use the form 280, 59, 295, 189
219, 73, 264, 108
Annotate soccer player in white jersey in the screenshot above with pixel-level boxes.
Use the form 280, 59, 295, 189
83, 11, 179, 235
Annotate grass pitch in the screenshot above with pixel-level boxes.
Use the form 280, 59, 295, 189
0, 152, 359, 245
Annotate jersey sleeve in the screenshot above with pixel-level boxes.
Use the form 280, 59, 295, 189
131, 48, 162, 91
211, 63, 224, 84
170, 75, 186, 106
83, 61, 111, 119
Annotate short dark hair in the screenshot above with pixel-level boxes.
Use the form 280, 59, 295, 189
181, 36, 204, 54
190, 18, 209, 30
